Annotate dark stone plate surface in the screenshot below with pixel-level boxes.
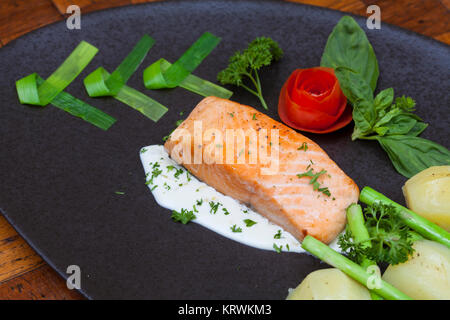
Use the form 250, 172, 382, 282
0, 0, 448, 299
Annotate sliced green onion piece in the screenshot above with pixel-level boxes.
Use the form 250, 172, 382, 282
35, 74, 116, 130
360, 187, 450, 248
15, 42, 115, 130
143, 32, 231, 98
42, 74, 116, 130
106, 35, 155, 95
39, 41, 99, 105
51, 90, 116, 130
16, 73, 41, 105
84, 35, 155, 97
16, 41, 98, 106
148, 59, 232, 99
84, 67, 113, 97
83, 35, 167, 122
302, 235, 412, 300
144, 32, 220, 89
116, 82, 168, 122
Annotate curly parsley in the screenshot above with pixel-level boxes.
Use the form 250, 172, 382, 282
297, 168, 331, 197
230, 225, 242, 233
209, 201, 221, 214
217, 37, 283, 110
338, 203, 415, 265
171, 208, 196, 224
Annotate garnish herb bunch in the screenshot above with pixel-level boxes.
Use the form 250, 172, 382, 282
338, 203, 415, 266
321, 16, 450, 178
218, 37, 283, 110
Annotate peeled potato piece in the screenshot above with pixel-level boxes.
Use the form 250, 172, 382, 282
402, 166, 450, 231
286, 268, 371, 300
382, 240, 450, 300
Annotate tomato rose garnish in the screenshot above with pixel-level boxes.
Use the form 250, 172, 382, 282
278, 67, 352, 133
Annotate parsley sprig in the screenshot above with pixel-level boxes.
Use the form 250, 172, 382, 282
217, 37, 283, 110
171, 208, 196, 224
297, 168, 331, 197
274, 230, 282, 239
273, 243, 283, 253
338, 203, 415, 265
174, 168, 184, 179
146, 162, 162, 185
231, 225, 242, 233
209, 201, 221, 214
297, 142, 308, 151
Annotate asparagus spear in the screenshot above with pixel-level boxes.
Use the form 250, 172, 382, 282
360, 187, 450, 248
302, 235, 412, 300
346, 204, 383, 300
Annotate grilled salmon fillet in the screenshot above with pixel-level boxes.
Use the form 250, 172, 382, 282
165, 97, 359, 244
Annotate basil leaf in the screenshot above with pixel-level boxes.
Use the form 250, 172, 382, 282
376, 114, 417, 136
352, 100, 376, 139
406, 122, 428, 137
393, 95, 416, 112
374, 88, 394, 116
374, 107, 425, 136
376, 135, 450, 178
334, 67, 374, 104
321, 16, 379, 92
335, 67, 376, 139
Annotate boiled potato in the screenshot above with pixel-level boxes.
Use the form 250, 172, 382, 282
403, 166, 450, 231
286, 268, 371, 300
382, 240, 450, 300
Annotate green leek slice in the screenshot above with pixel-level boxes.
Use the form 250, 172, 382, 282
85, 68, 167, 121
143, 32, 232, 99
51, 92, 117, 130
16, 41, 98, 106
83, 35, 168, 122
15, 41, 116, 130
36, 74, 116, 130
145, 59, 232, 99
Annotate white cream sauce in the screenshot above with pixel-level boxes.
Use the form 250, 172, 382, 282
140, 145, 342, 253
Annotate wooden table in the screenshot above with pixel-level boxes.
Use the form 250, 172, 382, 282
0, 0, 449, 300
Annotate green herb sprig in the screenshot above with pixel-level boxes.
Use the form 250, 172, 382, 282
171, 208, 196, 224
297, 142, 308, 151
209, 201, 221, 214
297, 169, 331, 197
217, 37, 283, 110
338, 203, 415, 265
146, 162, 162, 185
231, 225, 242, 233
273, 243, 283, 253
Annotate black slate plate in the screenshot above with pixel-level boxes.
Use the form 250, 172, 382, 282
0, 0, 449, 299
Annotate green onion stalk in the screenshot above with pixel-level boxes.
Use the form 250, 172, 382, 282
346, 204, 383, 300
301, 235, 412, 300
359, 187, 450, 248
143, 32, 232, 99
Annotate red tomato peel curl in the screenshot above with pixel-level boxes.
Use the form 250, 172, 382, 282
278, 67, 352, 133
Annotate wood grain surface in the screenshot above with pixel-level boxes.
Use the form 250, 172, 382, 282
0, 0, 449, 300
